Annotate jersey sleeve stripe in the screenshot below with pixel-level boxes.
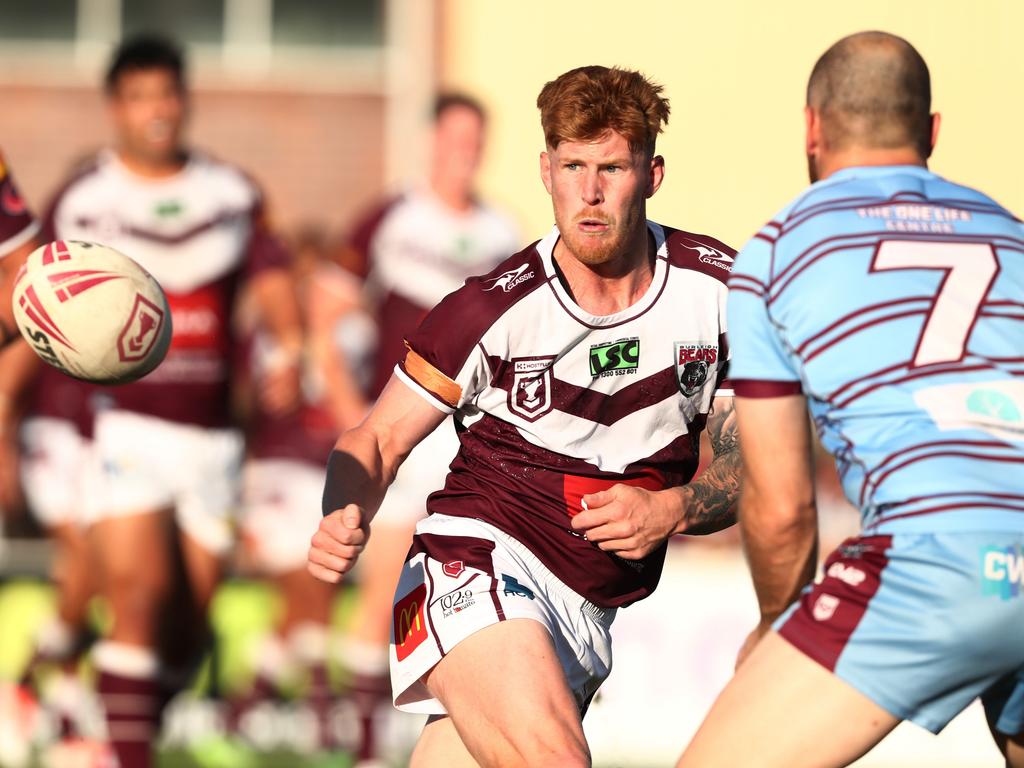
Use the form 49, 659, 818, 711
393, 365, 456, 414
401, 344, 462, 408
731, 379, 803, 397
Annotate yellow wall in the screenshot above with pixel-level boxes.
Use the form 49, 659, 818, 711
441, 0, 1024, 250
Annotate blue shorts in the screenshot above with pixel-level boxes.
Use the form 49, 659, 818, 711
775, 531, 1024, 734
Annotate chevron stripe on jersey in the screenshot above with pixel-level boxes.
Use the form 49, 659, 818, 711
397, 221, 733, 608
728, 165, 1024, 534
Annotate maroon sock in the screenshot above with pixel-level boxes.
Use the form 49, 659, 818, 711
349, 671, 391, 762
97, 670, 161, 768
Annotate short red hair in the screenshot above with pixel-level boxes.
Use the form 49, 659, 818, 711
536, 66, 670, 156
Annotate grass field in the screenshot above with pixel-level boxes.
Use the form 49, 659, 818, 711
0, 577, 419, 768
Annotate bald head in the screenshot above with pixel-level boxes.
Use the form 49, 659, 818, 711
807, 32, 932, 159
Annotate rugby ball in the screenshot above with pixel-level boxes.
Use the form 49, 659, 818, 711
11, 240, 172, 384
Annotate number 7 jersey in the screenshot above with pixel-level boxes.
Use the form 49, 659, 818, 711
728, 165, 1024, 534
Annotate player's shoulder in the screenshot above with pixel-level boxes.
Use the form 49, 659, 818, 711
660, 223, 736, 286
47, 152, 106, 212
417, 241, 543, 331
187, 150, 264, 206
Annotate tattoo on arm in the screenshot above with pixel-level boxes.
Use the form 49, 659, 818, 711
682, 397, 741, 535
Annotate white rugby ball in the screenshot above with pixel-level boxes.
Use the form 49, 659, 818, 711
11, 240, 172, 384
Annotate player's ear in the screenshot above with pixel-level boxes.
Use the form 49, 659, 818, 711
646, 154, 665, 198
540, 151, 553, 194
804, 105, 822, 157
926, 112, 941, 159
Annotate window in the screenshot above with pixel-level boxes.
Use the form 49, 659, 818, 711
0, 0, 76, 39
122, 0, 224, 45
272, 0, 383, 47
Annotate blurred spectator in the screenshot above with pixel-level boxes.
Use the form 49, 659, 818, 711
38, 34, 302, 768
336, 91, 519, 764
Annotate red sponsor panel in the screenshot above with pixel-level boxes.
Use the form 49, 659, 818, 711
777, 535, 892, 672
393, 584, 428, 661
563, 468, 666, 518
164, 284, 231, 353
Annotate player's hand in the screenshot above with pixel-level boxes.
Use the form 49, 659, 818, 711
570, 484, 680, 560
735, 621, 773, 669
307, 504, 369, 584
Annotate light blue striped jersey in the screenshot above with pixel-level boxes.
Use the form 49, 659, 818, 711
728, 165, 1024, 533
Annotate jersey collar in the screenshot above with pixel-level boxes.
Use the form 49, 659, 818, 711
535, 220, 669, 328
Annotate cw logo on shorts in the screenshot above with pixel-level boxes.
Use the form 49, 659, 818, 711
981, 545, 1023, 600
394, 584, 428, 661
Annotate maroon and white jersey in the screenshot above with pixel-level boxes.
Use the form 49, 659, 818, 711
397, 222, 734, 608
0, 151, 39, 258
43, 150, 288, 427
349, 189, 519, 397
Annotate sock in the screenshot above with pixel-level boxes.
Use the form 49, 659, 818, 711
288, 623, 332, 748
337, 637, 390, 762
94, 642, 161, 768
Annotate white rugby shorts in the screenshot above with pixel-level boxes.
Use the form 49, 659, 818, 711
20, 417, 99, 528
87, 410, 243, 555
372, 420, 460, 527
390, 514, 616, 716
240, 458, 325, 574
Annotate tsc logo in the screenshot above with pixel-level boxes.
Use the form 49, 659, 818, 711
674, 342, 718, 397
117, 294, 165, 363
812, 593, 840, 621
590, 338, 640, 378
393, 584, 428, 661
484, 263, 535, 293
981, 545, 1023, 600
508, 356, 555, 421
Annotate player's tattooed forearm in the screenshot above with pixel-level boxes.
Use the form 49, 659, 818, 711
684, 398, 741, 534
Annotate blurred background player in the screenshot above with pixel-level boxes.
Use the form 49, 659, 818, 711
232, 225, 373, 752
40, 34, 302, 768
338, 91, 518, 762
679, 31, 1024, 768
0, 151, 41, 525
0, 150, 40, 351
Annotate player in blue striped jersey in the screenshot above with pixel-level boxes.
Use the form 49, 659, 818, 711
679, 32, 1024, 768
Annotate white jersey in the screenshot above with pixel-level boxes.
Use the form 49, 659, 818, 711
349, 188, 519, 396
43, 149, 288, 426
398, 221, 734, 607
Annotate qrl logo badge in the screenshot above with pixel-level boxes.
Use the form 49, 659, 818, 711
393, 585, 428, 661
118, 294, 165, 362
674, 342, 718, 397
508, 356, 555, 421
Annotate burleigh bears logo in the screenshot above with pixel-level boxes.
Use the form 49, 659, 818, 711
981, 544, 1024, 600
590, 338, 640, 378
674, 341, 718, 397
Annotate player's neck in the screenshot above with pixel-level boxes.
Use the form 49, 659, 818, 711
816, 146, 927, 181
429, 175, 475, 213
115, 147, 188, 179
553, 227, 655, 316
